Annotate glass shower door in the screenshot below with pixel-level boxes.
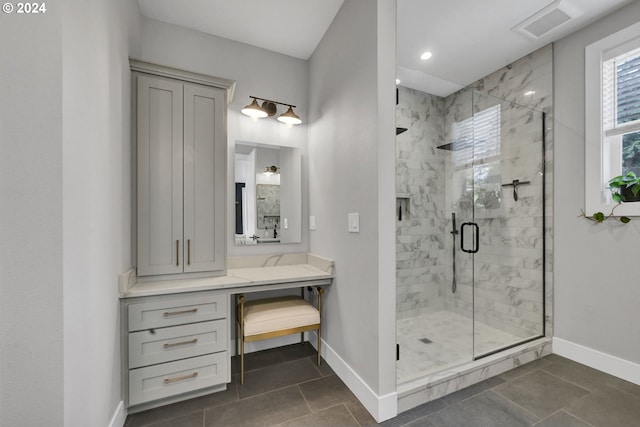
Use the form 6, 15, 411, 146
470, 92, 545, 359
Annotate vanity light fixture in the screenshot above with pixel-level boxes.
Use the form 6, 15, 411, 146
241, 96, 302, 125
277, 106, 302, 125
420, 51, 433, 60
263, 165, 279, 175
241, 98, 268, 118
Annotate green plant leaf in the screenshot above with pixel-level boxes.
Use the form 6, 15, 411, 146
612, 193, 622, 203
632, 185, 640, 196
593, 212, 605, 222
620, 216, 631, 223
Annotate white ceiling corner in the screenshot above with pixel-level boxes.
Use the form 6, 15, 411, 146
138, 0, 634, 96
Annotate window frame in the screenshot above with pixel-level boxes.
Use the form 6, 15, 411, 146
585, 21, 640, 216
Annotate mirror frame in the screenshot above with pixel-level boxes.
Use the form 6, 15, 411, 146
234, 142, 302, 245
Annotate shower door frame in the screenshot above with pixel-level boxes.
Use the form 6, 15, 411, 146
468, 105, 547, 362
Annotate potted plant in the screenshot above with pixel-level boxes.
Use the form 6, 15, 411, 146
608, 171, 640, 203
579, 171, 640, 224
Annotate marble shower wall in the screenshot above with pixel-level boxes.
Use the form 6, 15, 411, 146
396, 88, 448, 320
395, 44, 554, 338
442, 45, 553, 339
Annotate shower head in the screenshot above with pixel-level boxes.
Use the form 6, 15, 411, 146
436, 138, 472, 151
436, 142, 458, 151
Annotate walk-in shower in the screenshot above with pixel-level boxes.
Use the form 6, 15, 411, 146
395, 86, 546, 386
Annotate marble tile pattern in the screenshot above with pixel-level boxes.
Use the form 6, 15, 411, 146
395, 87, 448, 319
256, 183, 280, 233
395, 45, 553, 341
397, 338, 552, 414
396, 311, 523, 384
442, 45, 553, 339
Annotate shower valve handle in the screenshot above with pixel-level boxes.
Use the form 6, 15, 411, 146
460, 222, 479, 254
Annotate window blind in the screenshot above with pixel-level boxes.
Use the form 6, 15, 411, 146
452, 105, 501, 167
603, 47, 640, 136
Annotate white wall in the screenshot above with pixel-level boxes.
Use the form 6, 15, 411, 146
554, 1, 640, 370
308, 0, 397, 419
138, 17, 310, 256
62, 1, 141, 426
0, 6, 64, 427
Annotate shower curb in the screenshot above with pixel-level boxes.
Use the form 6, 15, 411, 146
397, 337, 552, 413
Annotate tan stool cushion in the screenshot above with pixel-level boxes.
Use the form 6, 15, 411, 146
243, 296, 320, 337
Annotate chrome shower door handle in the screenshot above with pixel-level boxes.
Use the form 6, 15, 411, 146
460, 222, 479, 254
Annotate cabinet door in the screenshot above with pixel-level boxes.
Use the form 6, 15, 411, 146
137, 76, 184, 276
183, 84, 226, 273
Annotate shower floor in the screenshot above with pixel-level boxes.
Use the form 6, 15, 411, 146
397, 311, 522, 384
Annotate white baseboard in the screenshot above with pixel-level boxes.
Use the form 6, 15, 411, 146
309, 331, 397, 422
108, 400, 127, 427
553, 337, 640, 385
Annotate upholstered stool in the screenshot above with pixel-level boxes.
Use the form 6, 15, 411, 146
235, 288, 324, 384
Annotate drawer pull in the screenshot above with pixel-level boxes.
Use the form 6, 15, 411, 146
163, 308, 198, 317
164, 372, 198, 384
163, 338, 198, 349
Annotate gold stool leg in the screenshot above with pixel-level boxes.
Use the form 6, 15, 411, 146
238, 295, 246, 385
241, 336, 245, 385
300, 288, 305, 344
316, 287, 324, 366
235, 296, 239, 357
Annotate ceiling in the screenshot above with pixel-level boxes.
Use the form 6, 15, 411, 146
137, 0, 344, 60
138, 0, 633, 97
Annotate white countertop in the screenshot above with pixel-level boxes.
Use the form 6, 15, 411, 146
120, 253, 334, 298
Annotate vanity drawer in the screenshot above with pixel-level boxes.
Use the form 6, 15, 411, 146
128, 293, 227, 331
129, 352, 228, 406
129, 320, 227, 368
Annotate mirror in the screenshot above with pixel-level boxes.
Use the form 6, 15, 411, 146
234, 142, 302, 244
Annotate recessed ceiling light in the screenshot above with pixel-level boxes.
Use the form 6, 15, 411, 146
524, 90, 536, 96
420, 51, 433, 60
396, 78, 401, 85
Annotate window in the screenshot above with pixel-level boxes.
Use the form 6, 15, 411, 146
451, 105, 503, 211
585, 22, 640, 216
451, 104, 501, 167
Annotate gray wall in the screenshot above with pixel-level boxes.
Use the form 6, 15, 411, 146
308, 0, 397, 401
0, 0, 141, 425
138, 17, 311, 257
554, 1, 640, 364
0, 6, 63, 426
62, 1, 141, 425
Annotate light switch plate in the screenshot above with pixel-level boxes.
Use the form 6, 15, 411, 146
310, 215, 316, 230
283, 218, 288, 229
348, 213, 359, 233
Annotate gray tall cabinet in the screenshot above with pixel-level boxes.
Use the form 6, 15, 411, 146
133, 61, 233, 277
124, 61, 235, 412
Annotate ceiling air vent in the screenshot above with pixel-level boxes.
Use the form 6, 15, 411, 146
512, 0, 577, 39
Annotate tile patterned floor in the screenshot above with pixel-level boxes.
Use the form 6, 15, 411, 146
125, 344, 640, 427
383, 354, 640, 427
397, 311, 523, 383
124, 343, 377, 427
